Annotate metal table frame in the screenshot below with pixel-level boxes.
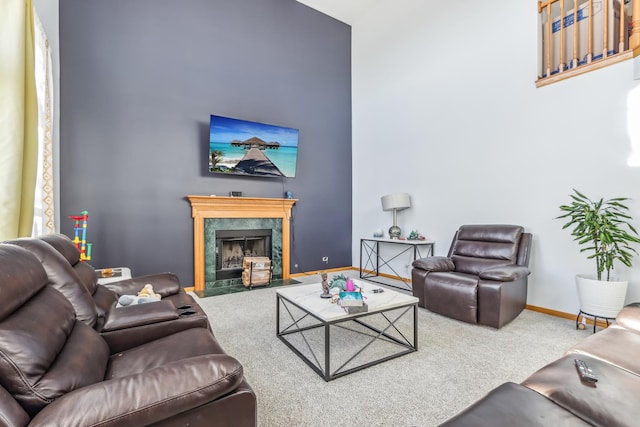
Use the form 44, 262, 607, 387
360, 238, 434, 291
276, 293, 418, 382
575, 309, 615, 333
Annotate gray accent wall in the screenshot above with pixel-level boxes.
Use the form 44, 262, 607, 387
59, 0, 352, 285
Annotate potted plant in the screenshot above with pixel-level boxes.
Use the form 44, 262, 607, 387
557, 189, 640, 318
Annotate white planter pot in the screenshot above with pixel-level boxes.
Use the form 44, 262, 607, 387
575, 274, 628, 318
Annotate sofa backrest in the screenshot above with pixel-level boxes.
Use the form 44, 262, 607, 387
4, 237, 99, 327
0, 245, 109, 417
448, 225, 525, 276
38, 233, 99, 296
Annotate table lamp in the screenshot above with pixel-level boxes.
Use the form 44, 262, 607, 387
381, 193, 411, 239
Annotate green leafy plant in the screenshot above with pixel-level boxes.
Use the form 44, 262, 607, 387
557, 189, 640, 281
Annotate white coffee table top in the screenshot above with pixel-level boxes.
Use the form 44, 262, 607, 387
276, 280, 418, 322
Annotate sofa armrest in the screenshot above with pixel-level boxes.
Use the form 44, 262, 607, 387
103, 272, 181, 297
101, 300, 179, 332
28, 354, 244, 427
616, 303, 640, 333
479, 265, 530, 281
412, 256, 455, 272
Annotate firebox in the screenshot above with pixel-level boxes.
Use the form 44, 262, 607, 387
215, 229, 272, 280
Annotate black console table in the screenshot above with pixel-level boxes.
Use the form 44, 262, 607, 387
359, 238, 434, 291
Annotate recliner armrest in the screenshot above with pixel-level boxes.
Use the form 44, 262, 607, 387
103, 272, 181, 297
479, 265, 530, 281
101, 300, 179, 332
28, 355, 244, 427
412, 256, 455, 272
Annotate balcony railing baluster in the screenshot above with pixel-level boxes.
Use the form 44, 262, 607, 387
537, 0, 638, 86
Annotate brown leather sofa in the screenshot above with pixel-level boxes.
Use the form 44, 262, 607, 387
4, 234, 211, 352
412, 224, 532, 328
439, 302, 640, 426
0, 244, 256, 426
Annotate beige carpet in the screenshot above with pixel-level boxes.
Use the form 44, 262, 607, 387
192, 272, 588, 427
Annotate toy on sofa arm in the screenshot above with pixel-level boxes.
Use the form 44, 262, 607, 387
117, 284, 162, 306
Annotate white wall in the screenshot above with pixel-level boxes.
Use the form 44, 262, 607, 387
352, 0, 640, 314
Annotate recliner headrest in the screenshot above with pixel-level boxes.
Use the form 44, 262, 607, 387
3, 238, 98, 327
38, 233, 81, 265
457, 225, 524, 244
0, 245, 49, 321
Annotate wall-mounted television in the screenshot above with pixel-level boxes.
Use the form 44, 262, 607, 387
209, 114, 299, 178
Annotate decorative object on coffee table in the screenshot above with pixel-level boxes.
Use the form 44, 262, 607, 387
328, 274, 361, 293
381, 193, 411, 239
320, 272, 331, 298
339, 291, 363, 307
329, 273, 348, 291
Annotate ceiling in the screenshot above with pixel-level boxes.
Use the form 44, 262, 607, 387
295, 0, 378, 25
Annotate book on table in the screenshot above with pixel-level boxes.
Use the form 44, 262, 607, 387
339, 291, 364, 307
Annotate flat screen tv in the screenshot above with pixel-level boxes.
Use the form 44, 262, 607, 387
209, 114, 299, 178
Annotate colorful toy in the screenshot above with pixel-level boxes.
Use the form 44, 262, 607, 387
68, 210, 92, 261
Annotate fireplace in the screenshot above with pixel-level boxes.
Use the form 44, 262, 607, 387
215, 229, 272, 280
187, 195, 297, 292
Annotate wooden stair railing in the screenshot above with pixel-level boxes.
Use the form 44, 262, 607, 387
537, 0, 639, 87
632, 0, 640, 55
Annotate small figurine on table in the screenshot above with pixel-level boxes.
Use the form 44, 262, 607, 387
320, 272, 331, 299
407, 230, 426, 240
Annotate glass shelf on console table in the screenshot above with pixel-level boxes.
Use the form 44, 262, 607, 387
359, 238, 434, 291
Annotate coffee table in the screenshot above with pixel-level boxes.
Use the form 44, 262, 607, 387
276, 281, 418, 381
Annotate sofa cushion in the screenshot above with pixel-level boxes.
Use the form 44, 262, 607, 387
522, 354, 640, 427
31, 354, 246, 427
4, 238, 98, 327
0, 285, 109, 416
39, 234, 99, 296
566, 325, 640, 376
439, 382, 592, 427
450, 225, 523, 275
616, 302, 640, 333
456, 224, 524, 244
0, 245, 49, 321
106, 328, 227, 379
451, 255, 514, 276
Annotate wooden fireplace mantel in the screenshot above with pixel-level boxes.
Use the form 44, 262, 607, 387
187, 195, 297, 292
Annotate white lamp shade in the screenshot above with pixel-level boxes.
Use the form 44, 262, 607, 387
381, 193, 411, 211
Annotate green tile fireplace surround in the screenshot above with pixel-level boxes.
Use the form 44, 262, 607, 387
204, 217, 283, 292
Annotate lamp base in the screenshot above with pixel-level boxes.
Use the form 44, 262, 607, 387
388, 225, 401, 239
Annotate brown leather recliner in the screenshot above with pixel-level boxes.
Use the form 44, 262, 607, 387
411, 224, 532, 328
4, 235, 211, 353
0, 244, 256, 426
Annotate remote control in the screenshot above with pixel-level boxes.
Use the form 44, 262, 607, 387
574, 359, 598, 383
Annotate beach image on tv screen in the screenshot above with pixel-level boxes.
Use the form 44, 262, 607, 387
209, 115, 299, 178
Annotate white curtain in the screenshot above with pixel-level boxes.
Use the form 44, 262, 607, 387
32, 10, 55, 236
